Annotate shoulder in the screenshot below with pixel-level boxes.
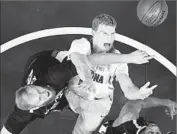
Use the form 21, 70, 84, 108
72, 37, 90, 44
69, 37, 91, 55
71, 37, 91, 49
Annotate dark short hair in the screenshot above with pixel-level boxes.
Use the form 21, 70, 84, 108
92, 13, 117, 31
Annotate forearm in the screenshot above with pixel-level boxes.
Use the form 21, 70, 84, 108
142, 97, 171, 109
123, 85, 142, 100
70, 52, 92, 81
117, 73, 141, 100
87, 53, 131, 65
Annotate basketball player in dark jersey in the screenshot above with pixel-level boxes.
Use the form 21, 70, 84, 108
98, 97, 177, 134
1, 50, 79, 134
1, 49, 154, 134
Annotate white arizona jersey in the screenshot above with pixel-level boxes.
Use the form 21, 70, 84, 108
67, 38, 129, 99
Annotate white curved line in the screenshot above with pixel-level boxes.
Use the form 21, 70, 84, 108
0, 27, 176, 76
1, 27, 92, 53
115, 34, 176, 76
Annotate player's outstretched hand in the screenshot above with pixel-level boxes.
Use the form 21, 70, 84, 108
165, 101, 177, 120
129, 50, 154, 64
139, 82, 157, 99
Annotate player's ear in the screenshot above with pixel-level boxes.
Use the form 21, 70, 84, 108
92, 30, 96, 36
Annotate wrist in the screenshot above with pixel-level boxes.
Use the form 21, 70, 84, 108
164, 99, 172, 107
125, 54, 133, 63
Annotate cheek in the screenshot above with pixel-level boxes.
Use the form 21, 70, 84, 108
95, 36, 103, 44
99, 35, 109, 43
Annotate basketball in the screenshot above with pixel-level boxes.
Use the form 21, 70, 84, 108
137, 0, 168, 27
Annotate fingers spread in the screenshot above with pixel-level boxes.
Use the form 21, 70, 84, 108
142, 81, 150, 88
149, 84, 158, 91
144, 56, 154, 60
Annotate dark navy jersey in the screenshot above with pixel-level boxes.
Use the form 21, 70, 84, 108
4, 50, 77, 134
22, 50, 77, 90
104, 117, 148, 134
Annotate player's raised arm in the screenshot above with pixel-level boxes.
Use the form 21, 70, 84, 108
65, 38, 154, 79
113, 97, 177, 127
87, 50, 154, 65
114, 63, 157, 100
117, 74, 157, 100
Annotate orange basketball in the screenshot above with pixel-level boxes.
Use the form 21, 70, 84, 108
137, 0, 168, 27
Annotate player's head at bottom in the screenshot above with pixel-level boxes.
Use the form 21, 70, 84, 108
142, 122, 162, 134
15, 85, 56, 111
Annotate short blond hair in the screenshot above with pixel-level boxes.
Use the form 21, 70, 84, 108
92, 13, 117, 31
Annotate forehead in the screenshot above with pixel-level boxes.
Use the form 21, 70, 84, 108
96, 24, 116, 33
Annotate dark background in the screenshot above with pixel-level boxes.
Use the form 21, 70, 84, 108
1, 1, 176, 134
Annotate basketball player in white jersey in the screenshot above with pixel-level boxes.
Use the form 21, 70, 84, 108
65, 13, 158, 134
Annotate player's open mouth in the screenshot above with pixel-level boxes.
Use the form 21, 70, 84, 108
104, 43, 111, 46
